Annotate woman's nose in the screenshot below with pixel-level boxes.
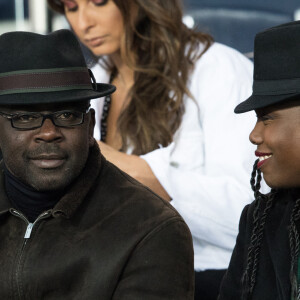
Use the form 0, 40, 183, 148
77, 7, 96, 32
249, 122, 263, 145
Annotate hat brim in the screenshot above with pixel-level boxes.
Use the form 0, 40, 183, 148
0, 83, 116, 106
234, 92, 300, 113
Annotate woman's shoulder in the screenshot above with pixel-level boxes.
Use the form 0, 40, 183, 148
200, 42, 252, 65
193, 42, 253, 81
187, 42, 253, 109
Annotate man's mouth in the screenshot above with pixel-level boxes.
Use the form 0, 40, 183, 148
255, 151, 273, 168
30, 154, 66, 169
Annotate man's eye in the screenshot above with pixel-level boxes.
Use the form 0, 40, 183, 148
56, 112, 80, 121
17, 114, 39, 123
92, 0, 108, 6
57, 112, 74, 120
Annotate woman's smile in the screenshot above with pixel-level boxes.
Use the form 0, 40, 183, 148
255, 151, 273, 169
250, 102, 300, 188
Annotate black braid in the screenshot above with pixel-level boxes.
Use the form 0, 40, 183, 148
241, 199, 260, 298
250, 160, 262, 196
249, 194, 274, 292
242, 160, 262, 298
241, 159, 276, 299
289, 198, 300, 300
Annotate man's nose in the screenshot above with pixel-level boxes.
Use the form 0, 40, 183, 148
34, 118, 63, 143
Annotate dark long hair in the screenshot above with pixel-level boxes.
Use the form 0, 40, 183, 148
241, 160, 300, 299
47, 0, 213, 154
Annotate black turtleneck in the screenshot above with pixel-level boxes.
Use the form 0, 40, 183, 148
4, 165, 64, 222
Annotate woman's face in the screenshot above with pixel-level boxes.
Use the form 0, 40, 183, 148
249, 101, 300, 189
62, 0, 124, 57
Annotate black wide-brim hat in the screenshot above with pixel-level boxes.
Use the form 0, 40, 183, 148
0, 29, 116, 105
235, 20, 300, 113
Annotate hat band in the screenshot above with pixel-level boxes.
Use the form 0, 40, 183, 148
253, 78, 300, 96
0, 67, 92, 95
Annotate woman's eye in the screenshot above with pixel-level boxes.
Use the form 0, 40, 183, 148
258, 115, 273, 125
61, 0, 78, 11
92, 0, 108, 6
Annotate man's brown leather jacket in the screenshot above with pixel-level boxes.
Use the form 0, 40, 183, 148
0, 144, 194, 299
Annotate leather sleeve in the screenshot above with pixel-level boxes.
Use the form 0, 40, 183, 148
112, 218, 194, 300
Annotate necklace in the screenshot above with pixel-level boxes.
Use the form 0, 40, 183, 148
100, 72, 115, 142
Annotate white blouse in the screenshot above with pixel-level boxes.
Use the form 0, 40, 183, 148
91, 42, 256, 271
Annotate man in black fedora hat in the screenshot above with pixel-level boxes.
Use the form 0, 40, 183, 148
219, 21, 300, 299
0, 29, 194, 299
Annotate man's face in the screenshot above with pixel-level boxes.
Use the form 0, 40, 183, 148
249, 100, 300, 189
0, 101, 95, 191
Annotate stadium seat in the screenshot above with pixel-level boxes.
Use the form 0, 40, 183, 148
183, 0, 298, 57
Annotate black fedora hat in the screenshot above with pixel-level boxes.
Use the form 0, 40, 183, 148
235, 20, 300, 113
0, 29, 116, 105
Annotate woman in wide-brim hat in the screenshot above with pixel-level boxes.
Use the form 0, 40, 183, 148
47, 1, 255, 298
219, 21, 300, 300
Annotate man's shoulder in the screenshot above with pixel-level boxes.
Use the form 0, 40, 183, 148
89, 158, 185, 227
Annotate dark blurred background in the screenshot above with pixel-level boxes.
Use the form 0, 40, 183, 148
183, 0, 299, 57
0, 0, 300, 57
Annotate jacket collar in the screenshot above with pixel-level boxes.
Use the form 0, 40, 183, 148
0, 141, 103, 219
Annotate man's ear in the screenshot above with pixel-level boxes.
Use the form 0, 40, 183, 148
88, 108, 96, 147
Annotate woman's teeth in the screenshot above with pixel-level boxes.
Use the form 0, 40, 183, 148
259, 155, 273, 162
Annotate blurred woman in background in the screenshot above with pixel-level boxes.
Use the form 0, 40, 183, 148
48, 0, 255, 298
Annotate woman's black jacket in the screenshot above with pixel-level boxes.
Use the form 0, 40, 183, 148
219, 189, 300, 300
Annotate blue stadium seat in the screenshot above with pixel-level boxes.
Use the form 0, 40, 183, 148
183, 0, 298, 57
0, 0, 29, 20
185, 0, 299, 15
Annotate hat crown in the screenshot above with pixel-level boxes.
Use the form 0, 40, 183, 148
254, 20, 300, 81
235, 20, 300, 113
0, 30, 115, 105
0, 29, 86, 73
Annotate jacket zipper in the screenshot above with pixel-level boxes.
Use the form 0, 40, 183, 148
10, 209, 52, 299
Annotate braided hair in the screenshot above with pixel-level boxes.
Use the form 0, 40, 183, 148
242, 160, 300, 299
241, 159, 276, 299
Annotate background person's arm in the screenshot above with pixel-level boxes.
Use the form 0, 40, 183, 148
140, 45, 256, 268
98, 140, 171, 201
